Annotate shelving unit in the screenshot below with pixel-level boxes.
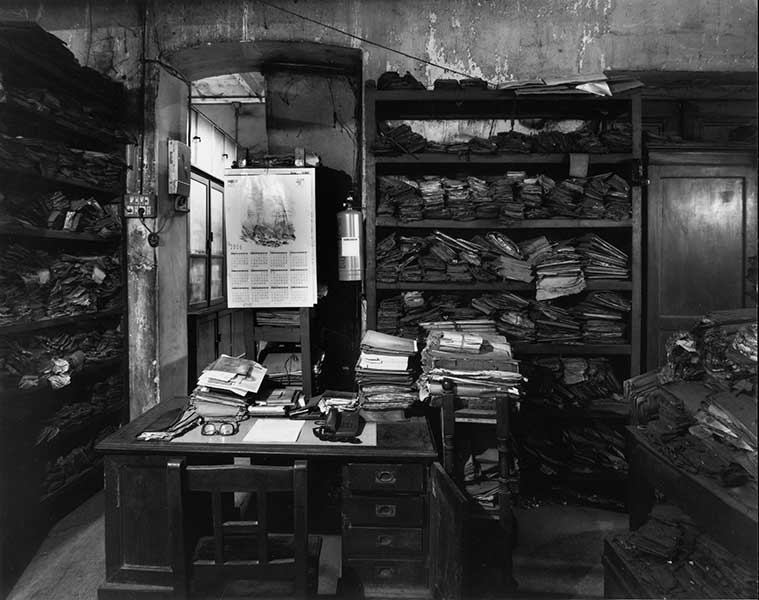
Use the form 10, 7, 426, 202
364, 80, 642, 504
0, 21, 129, 595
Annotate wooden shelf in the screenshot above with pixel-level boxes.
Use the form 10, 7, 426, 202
376, 280, 632, 292
0, 308, 123, 336
513, 343, 632, 355
251, 325, 301, 343
0, 102, 130, 149
0, 357, 123, 400
374, 153, 633, 165
0, 165, 123, 196
0, 224, 120, 243
38, 403, 125, 451
39, 458, 104, 513
371, 88, 635, 104
376, 217, 633, 229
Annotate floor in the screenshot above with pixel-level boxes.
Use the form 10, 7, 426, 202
8, 492, 627, 600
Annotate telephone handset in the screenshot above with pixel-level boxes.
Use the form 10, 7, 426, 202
313, 408, 363, 443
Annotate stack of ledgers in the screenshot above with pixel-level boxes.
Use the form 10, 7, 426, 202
254, 310, 301, 327
607, 504, 758, 599
355, 330, 419, 413
376, 172, 632, 222
0, 326, 123, 390
41, 425, 117, 495
517, 420, 628, 481
372, 119, 632, 156
0, 244, 121, 325
376, 290, 631, 346
573, 291, 631, 343
0, 189, 122, 237
0, 85, 131, 141
36, 374, 124, 445
0, 133, 125, 191
577, 234, 630, 280
375, 230, 533, 284
523, 237, 586, 301
521, 356, 626, 414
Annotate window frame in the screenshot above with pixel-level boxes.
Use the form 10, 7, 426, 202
188, 168, 226, 312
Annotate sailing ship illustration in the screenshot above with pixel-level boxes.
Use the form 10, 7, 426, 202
240, 193, 296, 247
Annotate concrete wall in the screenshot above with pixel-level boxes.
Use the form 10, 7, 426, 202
2, 1, 755, 87
265, 70, 358, 176
195, 102, 269, 154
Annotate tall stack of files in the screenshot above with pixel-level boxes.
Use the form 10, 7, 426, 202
481, 232, 533, 283
529, 301, 582, 342
573, 291, 631, 344
531, 239, 586, 300
419, 176, 448, 218
355, 330, 419, 413
577, 234, 630, 280
190, 354, 268, 420
544, 178, 584, 217
377, 175, 422, 221
467, 176, 494, 219
417, 326, 523, 407
521, 176, 552, 218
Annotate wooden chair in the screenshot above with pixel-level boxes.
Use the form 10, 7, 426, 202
438, 379, 518, 592
167, 458, 319, 599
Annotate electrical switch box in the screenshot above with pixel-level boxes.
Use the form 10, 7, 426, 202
168, 139, 191, 197
124, 193, 156, 218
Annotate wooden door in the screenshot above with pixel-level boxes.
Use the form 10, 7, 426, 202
646, 149, 757, 369
428, 462, 468, 600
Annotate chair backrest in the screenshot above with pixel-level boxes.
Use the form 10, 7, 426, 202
167, 458, 309, 598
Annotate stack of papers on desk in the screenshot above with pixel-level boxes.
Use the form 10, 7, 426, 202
356, 330, 419, 411
198, 354, 267, 396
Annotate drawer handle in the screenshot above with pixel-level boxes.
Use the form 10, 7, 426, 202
375, 504, 397, 518
375, 470, 397, 484
377, 534, 394, 547
375, 566, 395, 579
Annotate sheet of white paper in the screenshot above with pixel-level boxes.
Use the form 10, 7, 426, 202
244, 418, 305, 443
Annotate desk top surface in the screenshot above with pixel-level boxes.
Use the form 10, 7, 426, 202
97, 396, 438, 461
626, 425, 758, 522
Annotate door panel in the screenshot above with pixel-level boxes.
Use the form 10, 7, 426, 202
428, 462, 468, 600
658, 177, 744, 314
647, 156, 756, 370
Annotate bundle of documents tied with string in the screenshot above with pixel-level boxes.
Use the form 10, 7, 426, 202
417, 323, 524, 412
355, 330, 420, 414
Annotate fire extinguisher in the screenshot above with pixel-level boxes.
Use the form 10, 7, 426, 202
337, 194, 363, 281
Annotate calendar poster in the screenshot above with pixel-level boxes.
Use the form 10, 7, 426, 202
224, 168, 317, 307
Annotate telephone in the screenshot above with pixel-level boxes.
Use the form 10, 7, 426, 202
313, 408, 363, 443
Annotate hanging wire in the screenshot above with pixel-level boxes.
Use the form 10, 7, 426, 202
252, 0, 492, 84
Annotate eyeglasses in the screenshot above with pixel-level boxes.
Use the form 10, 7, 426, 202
200, 420, 239, 436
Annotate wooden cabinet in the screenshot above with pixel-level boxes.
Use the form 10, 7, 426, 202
645, 147, 757, 369
187, 308, 247, 390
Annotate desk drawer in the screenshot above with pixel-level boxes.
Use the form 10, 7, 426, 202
347, 558, 426, 586
343, 494, 424, 527
344, 463, 424, 493
344, 526, 423, 557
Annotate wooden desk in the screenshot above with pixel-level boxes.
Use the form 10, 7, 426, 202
96, 397, 466, 600
626, 425, 758, 561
